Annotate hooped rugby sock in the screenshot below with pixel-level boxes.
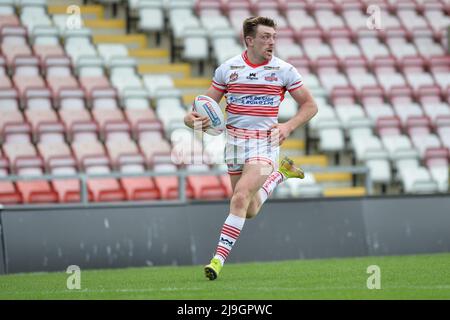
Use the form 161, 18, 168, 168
258, 171, 285, 204
213, 214, 245, 266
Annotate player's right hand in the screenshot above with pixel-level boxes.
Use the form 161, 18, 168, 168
184, 111, 211, 131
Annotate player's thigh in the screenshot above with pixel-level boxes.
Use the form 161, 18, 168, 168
233, 161, 272, 196
229, 174, 241, 192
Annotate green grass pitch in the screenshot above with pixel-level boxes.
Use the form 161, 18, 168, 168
1, 253, 449, 299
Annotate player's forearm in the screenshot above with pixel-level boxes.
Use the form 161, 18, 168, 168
285, 101, 318, 133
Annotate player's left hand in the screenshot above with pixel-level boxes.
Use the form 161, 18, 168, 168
270, 123, 292, 146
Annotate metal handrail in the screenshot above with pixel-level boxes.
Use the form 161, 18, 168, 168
0, 166, 372, 205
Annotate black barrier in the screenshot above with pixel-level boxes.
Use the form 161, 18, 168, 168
0, 206, 5, 274
1, 195, 450, 274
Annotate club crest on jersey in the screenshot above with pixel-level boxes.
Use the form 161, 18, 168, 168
246, 72, 258, 80
264, 73, 278, 82
229, 71, 238, 82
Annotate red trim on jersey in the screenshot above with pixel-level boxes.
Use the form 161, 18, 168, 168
212, 80, 226, 88
228, 170, 243, 175
242, 50, 270, 68
228, 88, 282, 95
228, 83, 283, 90
226, 104, 279, 117
226, 124, 272, 139
212, 84, 226, 93
288, 83, 304, 93
227, 83, 282, 95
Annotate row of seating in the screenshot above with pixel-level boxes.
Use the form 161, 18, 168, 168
1, 0, 449, 204
128, 0, 449, 65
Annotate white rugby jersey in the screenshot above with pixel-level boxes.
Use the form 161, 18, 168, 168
211, 51, 303, 135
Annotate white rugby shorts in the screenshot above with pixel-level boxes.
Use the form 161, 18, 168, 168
224, 126, 279, 175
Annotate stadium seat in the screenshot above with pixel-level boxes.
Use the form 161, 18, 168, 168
44, 55, 79, 98
424, 147, 449, 192
120, 176, 160, 201
71, 139, 110, 170
357, 30, 390, 62
285, 172, 324, 198
317, 57, 349, 92
187, 175, 227, 200
401, 166, 439, 194
153, 163, 194, 200
137, 0, 164, 36
12, 55, 46, 97
400, 56, 436, 93
2, 140, 43, 173
16, 179, 59, 204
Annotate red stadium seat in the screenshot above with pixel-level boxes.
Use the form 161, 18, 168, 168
424, 147, 449, 168
376, 116, 402, 136
219, 175, 233, 198
52, 179, 94, 203
0, 152, 21, 204
87, 178, 127, 202
154, 176, 194, 200
187, 175, 227, 199
0, 181, 22, 204
37, 141, 76, 170
79, 77, 111, 98
16, 180, 59, 204
71, 139, 110, 170
33, 45, 65, 62
0, 15, 20, 29
121, 177, 160, 200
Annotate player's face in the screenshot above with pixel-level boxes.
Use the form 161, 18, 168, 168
252, 25, 276, 61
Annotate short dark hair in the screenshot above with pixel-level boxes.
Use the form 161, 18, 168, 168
243, 16, 276, 46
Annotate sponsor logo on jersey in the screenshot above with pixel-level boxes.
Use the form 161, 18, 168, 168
229, 71, 238, 82
202, 102, 221, 127
230, 65, 245, 70
246, 72, 258, 80
264, 73, 278, 82
264, 66, 280, 70
229, 95, 275, 106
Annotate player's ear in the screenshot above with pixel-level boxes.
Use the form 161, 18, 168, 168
245, 36, 253, 47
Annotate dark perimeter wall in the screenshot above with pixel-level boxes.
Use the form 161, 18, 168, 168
1, 195, 450, 274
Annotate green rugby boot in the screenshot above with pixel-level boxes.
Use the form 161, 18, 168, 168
204, 258, 222, 280
278, 156, 305, 179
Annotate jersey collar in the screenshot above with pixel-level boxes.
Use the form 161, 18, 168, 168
242, 50, 270, 68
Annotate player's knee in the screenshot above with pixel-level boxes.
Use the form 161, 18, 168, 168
231, 190, 251, 211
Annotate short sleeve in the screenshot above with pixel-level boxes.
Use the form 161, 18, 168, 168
284, 65, 303, 93
211, 64, 227, 93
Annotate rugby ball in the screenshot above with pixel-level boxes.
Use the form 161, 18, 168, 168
192, 95, 225, 136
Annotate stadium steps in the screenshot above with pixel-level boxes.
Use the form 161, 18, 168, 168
323, 187, 366, 197
281, 139, 305, 157
84, 19, 126, 35
314, 172, 353, 188
138, 63, 192, 79
173, 78, 211, 95
128, 48, 170, 64
48, 5, 104, 20
93, 34, 147, 49
290, 155, 329, 167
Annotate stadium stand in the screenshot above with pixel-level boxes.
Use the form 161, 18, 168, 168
0, 0, 449, 205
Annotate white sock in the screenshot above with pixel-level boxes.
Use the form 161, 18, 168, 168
258, 171, 285, 204
213, 213, 245, 266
